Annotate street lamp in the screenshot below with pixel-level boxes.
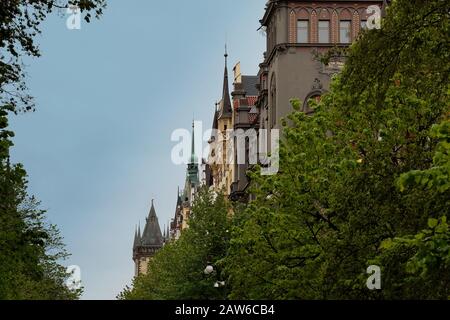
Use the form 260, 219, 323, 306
204, 265, 214, 275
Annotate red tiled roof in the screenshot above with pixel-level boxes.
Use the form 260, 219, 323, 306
247, 96, 258, 107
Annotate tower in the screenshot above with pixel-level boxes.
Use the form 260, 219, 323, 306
170, 187, 183, 240
132, 200, 165, 277
181, 121, 200, 230
206, 48, 235, 195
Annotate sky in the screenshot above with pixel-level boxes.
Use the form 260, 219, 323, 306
9, 0, 266, 300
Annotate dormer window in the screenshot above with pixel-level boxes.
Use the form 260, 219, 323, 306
297, 20, 309, 43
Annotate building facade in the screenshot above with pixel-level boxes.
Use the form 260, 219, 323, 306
230, 62, 259, 201
257, 0, 383, 152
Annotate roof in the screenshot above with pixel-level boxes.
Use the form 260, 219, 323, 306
241, 76, 259, 96
140, 200, 164, 247
217, 53, 233, 120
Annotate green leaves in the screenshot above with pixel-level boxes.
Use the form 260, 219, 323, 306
120, 188, 231, 300
428, 218, 439, 229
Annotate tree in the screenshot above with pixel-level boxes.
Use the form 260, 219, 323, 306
119, 188, 231, 300
373, 120, 450, 299
226, 0, 449, 299
0, 0, 106, 300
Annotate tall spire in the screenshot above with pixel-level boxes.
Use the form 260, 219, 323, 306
225, 43, 228, 66
133, 224, 141, 249
190, 120, 196, 164
218, 45, 232, 119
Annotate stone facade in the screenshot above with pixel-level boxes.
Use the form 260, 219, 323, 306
258, 0, 383, 154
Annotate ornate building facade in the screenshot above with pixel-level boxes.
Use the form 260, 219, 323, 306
257, 0, 383, 154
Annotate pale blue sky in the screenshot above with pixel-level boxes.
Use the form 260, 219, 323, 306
9, 0, 265, 299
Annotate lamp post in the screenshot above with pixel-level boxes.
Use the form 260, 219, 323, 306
204, 265, 214, 275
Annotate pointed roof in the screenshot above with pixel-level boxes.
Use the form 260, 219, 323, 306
217, 47, 232, 120
141, 200, 164, 247
186, 122, 200, 188
189, 121, 198, 164
211, 102, 219, 130
133, 224, 142, 249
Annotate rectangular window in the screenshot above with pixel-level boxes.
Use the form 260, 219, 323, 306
297, 20, 309, 43
339, 20, 351, 43
360, 20, 368, 30
318, 20, 330, 43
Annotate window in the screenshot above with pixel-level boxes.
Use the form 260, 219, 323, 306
318, 20, 330, 43
297, 20, 309, 43
360, 20, 368, 31
270, 74, 276, 128
303, 95, 321, 115
339, 20, 351, 43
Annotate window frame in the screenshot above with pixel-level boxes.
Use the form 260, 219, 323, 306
297, 19, 309, 43
318, 20, 330, 44
339, 20, 352, 43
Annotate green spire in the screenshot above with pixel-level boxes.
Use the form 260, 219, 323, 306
190, 120, 197, 164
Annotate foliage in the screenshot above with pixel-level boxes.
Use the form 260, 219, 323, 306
225, 0, 449, 300
0, 0, 106, 300
0, 161, 81, 299
373, 120, 450, 299
119, 188, 231, 300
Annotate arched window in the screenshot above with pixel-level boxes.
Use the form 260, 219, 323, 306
303, 93, 321, 115
303, 79, 324, 115
270, 73, 277, 127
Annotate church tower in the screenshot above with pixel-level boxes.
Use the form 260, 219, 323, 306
132, 200, 165, 277
181, 121, 200, 230
206, 49, 234, 194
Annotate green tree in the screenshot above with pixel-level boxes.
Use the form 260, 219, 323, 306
226, 0, 449, 300
373, 120, 450, 299
119, 188, 231, 300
